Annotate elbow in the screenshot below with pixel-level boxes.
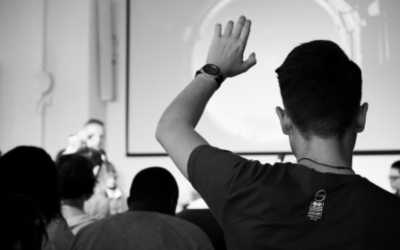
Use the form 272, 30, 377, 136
155, 119, 168, 144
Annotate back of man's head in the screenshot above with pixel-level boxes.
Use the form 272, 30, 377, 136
56, 154, 96, 200
128, 167, 179, 215
392, 161, 400, 171
0, 146, 61, 225
76, 147, 104, 177
85, 118, 104, 127
276, 40, 362, 139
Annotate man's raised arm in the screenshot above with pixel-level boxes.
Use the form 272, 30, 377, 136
155, 16, 256, 179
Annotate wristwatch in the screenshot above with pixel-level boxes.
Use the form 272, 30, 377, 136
195, 64, 224, 88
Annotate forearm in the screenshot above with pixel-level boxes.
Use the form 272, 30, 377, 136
156, 75, 218, 178
155, 16, 256, 179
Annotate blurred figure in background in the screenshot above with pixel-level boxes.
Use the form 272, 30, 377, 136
0, 195, 47, 250
56, 118, 128, 220
56, 154, 97, 234
76, 147, 127, 220
389, 160, 400, 197
59, 118, 105, 156
69, 167, 213, 250
0, 146, 74, 250
84, 119, 106, 152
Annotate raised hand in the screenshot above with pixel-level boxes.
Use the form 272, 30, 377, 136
206, 16, 257, 79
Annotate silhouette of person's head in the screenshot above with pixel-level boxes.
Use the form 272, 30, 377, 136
0, 146, 61, 225
127, 167, 179, 216
0, 194, 47, 250
75, 147, 104, 178
56, 154, 97, 201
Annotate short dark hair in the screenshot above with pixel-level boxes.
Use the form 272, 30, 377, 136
276, 40, 362, 139
0, 146, 61, 225
129, 167, 178, 202
391, 161, 400, 171
76, 147, 104, 170
56, 154, 96, 200
85, 118, 104, 127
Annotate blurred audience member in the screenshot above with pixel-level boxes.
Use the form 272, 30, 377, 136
389, 160, 400, 197
0, 146, 74, 250
56, 154, 97, 234
0, 194, 47, 250
177, 188, 226, 250
69, 167, 213, 250
102, 161, 128, 215
76, 147, 127, 220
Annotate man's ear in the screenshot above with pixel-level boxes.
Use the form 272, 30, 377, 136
276, 106, 292, 135
356, 102, 368, 133
93, 165, 100, 176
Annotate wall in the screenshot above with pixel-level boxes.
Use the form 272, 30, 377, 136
0, 0, 43, 152
0, 0, 105, 158
105, 0, 195, 205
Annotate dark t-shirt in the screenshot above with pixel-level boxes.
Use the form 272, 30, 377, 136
177, 208, 227, 250
188, 145, 400, 250
69, 211, 214, 250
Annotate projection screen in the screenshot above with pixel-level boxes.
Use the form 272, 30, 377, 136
127, 0, 400, 156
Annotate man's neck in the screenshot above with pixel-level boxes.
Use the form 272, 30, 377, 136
128, 201, 175, 216
62, 198, 86, 217
294, 132, 356, 175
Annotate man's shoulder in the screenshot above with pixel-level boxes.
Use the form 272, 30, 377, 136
351, 177, 400, 205
151, 211, 210, 234
71, 211, 213, 250
189, 144, 267, 169
77, 211, 206, 232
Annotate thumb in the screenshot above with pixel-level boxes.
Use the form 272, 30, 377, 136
242, 52, 257, 72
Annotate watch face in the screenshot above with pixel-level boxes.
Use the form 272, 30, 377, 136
203, 64, 220, 76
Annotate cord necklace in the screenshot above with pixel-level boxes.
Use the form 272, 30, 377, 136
297, 157, 354, 173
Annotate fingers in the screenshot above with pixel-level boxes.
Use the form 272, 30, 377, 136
242, 52, 257, 71
222, 16, 251, 43
239, 19, 251, 42
223, 20, 234, 36
232, 16, 246, 38
214, 23, 222, 37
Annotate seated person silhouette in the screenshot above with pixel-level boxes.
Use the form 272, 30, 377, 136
69, 167, 213, 250
0, 194, 47, 250
0, 146, 74, 250
56, 154, 97, 234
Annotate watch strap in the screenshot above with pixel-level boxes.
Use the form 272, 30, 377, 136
195, 64, 224, 88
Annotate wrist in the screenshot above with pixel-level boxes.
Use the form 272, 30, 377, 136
195, 64, 225, 88
194, 73, 220, 90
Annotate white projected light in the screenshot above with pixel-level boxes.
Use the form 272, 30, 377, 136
191, 0, 356, 152
127, 0, 400, 155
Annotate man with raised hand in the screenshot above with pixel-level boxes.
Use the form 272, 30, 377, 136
156, 16, 400, 249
